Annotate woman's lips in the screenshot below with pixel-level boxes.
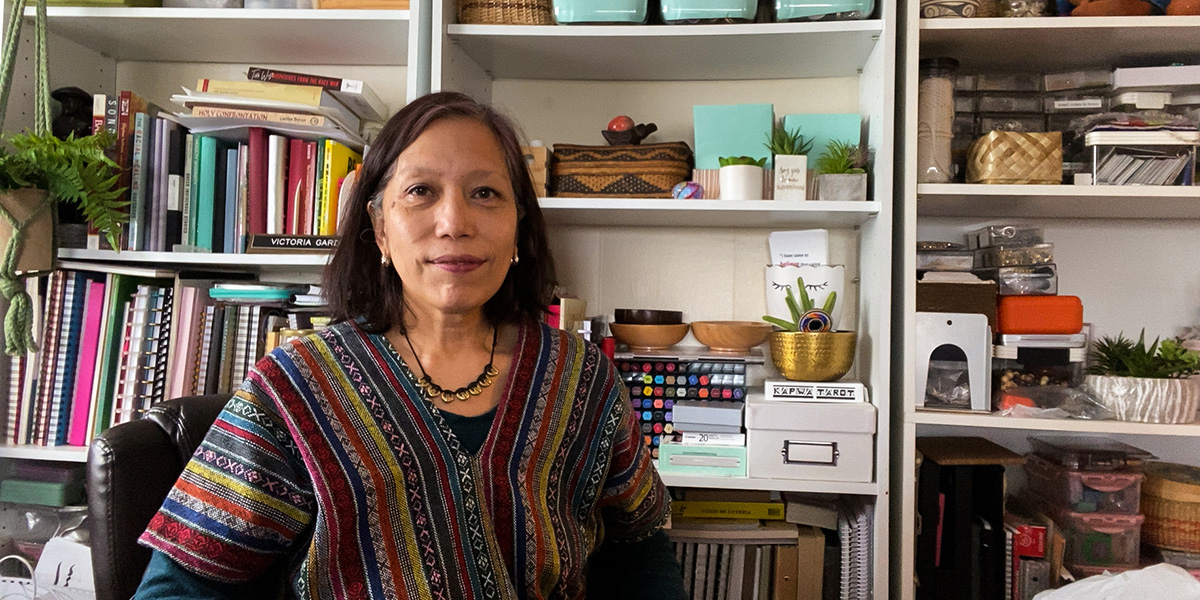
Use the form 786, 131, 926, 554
430, 255, 485, 273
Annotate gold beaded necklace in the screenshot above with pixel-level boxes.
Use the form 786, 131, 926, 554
403, 325, 500, 403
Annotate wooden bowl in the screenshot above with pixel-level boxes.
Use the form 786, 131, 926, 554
609, 323, 690, 351
768, 331, 857, 382
691, 321, 772, 352
614, 308, 684, 325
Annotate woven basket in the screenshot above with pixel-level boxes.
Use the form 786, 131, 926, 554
551, 143, 693, 198
1143, 462, 1200, 553
967, 131, 1062, 185
458, 0, 553, 24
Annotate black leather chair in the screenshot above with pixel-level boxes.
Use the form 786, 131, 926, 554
86, 394, 231, 600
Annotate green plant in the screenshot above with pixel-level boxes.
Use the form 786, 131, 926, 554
762, 276, 837, 332
1088, 330, 1200, 379
764, 122, 813, 157
718, 155, 767, 168
814, 140, 867, 175
0, 130, 126, 248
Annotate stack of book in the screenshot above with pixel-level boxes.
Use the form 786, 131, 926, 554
4, 266, 331, 447
667, 490, 826, 600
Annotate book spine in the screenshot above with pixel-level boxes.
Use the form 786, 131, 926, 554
236, 144, 249, 252
165, 123, 184, 250
110, 299, 137, 427
196, 78, 324, 105
302, 141, 317, 236
91, 93, 106, 135
267, 135, 289, 235
32, 271, 66, 445
129, 112, 148, 251
190, 105, 328, 126
247, 66, 345, 90
225, 148, 239, 254
196, 136, 218, 251
286, 137, 307, 235
247, 128, 269, 235
180, 133, 195, 249
115, 92, 135, 249
50, 272, 87, 446
66, 280, 106, 446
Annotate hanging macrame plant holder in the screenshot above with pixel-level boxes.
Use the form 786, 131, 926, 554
0, 0, 58, 356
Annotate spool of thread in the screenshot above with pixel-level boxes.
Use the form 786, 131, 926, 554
799, 309, 833, 333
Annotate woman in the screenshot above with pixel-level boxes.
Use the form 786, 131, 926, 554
132, 92, 686, 599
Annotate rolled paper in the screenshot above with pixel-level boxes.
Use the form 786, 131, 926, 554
799, 309, 833, 333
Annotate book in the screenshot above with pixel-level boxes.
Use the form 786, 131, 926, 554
114, 91, 148, 248
151, 116, 169, 252
320, 140, 362, 235
211, 146, 230, 254
178, 132, 195, 251
301, 141, 318, 235
246, 127, 269, 236
196, 136, 221, 251
128, 111, 153, 251
224, 148, 240, 254
672, 500, 786, 521
48, 272, 87, 446
91, 93, 107, 135
267, 134, 289, 235
286, 137, 307, 235
783, 494, 839, 531
236, 144, 250, 252
66, 279, 106, 446
246, 66, 389, 123
174, 88, 360, 134
191, 104, 329, 126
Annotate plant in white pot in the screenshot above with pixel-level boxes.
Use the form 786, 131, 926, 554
718, 155, 766, 200
814, 140, 868, 202
0, 0, 126, 356
764, 122, 812, 202
1085, 332, 1200, 424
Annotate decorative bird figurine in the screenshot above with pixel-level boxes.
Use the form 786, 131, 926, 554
602, 115, 658, 145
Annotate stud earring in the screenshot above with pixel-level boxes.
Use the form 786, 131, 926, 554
381, 255, 391, 267
511, 250, 519, 265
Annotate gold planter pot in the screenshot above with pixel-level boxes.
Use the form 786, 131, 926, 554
768, 331, 857, 382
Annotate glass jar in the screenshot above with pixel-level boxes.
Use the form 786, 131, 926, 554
917, 57, 959, 183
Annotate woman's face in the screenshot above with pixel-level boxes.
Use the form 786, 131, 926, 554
372, 117, 519, 321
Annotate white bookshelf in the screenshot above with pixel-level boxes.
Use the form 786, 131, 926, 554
436, 0, 896, 593
31, 7, 411, 66
894, 10, 1200, 600
539, 198, 882, 228
58, 249, 331, 268
0, 445, 89, 463
917, 183, 1200, 219
447, 21, 883, 80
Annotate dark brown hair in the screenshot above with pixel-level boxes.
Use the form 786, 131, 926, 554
324, 91, 556, 333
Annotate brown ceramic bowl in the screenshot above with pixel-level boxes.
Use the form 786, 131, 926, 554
691, 321, 772, 353
1071, 0, 1152, 15
609, 323, 690, 351
614, 309, 684, 325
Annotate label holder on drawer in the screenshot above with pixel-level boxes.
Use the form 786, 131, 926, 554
781, 440, 839, 466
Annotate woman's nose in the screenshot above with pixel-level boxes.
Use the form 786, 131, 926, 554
433, 191, 474, 238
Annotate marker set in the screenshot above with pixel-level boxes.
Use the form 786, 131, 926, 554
617, 360, 749, 458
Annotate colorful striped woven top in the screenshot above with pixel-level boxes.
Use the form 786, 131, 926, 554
138, 319, 668, 599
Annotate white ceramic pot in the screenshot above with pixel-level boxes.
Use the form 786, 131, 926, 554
764, 264, 847, 331
816, 173, 868, 202
773, 154, 808, 201
1084, 374, 1200, 424
719, 165, 764, 200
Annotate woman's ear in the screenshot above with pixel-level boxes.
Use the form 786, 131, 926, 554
368, 199, 388, 254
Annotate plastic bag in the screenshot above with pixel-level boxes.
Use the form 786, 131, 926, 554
1033, 563, 1200, 600
996, 385, 1116, 420
924, 359, 973, 408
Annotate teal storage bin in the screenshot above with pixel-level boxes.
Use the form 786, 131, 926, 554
775, 0, 874, 20
554, 0, 648, 23
657, 442, 747, 477
661, 0, 757, 23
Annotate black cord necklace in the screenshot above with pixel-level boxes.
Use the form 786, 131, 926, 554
403, 325, 500, 403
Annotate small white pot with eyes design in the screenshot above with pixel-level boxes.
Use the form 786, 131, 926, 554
764, 265, 846, 330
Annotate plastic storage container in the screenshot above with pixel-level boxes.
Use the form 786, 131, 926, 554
917, 249, 974, 271
661, 0, 756, 22
1059, 511, 1144, 568
967, 224, 1044, 249
974, 243, 1054, 268
1030, 437, 1154, 471
996, 295, 1083, 335
554, 0, 648, 23
1025, 453, 1144, 514
776, 0, 873, 20
917, 58, 959, 183
974, 264, 1058, 295
978, 95, 1044, 113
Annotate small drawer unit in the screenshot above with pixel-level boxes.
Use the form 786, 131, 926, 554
745, 398, 875, 482
1059, 511, 1144, 568
656, 442, 747, 477
1025, 453, 1144, 514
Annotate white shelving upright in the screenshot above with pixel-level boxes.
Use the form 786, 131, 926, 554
893, 10, 1200, 600
433, 2, 897, 592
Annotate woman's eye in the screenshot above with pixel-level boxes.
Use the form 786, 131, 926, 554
474, 187, 501, 200
407, 184, 432, 197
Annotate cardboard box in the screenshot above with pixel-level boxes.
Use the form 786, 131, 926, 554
916, 280, 999, 331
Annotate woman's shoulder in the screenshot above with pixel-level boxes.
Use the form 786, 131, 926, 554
266, 320, 376, 365
529, 320, 619, 379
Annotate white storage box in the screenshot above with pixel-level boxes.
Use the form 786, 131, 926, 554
745, 399, 876, 482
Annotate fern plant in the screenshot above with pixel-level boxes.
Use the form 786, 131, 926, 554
1088, 330, 1200, 379
0, 130, 126, 249
815, 140, 867, 175
764, 122, 813, 156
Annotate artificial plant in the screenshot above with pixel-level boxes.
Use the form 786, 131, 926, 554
762, 275, 837, 332
1088, 330, 1200, 379
764, 122, 813, 157
814, 140, 868, 175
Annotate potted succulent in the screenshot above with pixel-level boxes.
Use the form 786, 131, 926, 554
1085, 331, 1200, 424
762, 276, 855, 382
718, 155, 766, 200
0, 0, 126, 356
764, 121, 813, 202
814, 140, 868, 202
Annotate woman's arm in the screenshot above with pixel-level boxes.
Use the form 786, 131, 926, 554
134, 551, 287, 600
587, 529, 686, 600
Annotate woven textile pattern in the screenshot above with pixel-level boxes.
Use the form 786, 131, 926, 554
551, 143, 693, 198
139, 320, 668, 599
